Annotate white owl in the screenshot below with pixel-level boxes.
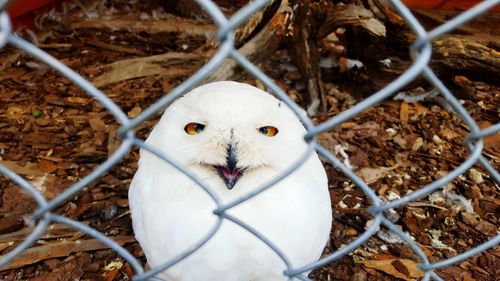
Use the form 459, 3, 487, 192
129, 81, 332, 281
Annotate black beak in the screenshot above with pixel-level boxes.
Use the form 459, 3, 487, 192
214, 142, 242, 190
226, 142, 237, 176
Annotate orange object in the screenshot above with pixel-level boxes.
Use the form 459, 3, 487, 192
7, 0, 61, 29
7, 0, 58, 18
403, 0, 500, 12
4, 0, 499, 29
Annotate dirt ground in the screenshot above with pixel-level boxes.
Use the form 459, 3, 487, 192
0, 1, 498, 281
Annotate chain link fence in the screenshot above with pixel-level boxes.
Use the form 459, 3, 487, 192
0, 0, 499, 280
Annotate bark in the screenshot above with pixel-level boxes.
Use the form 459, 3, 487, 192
92, 52, 206, 88
91, 0, 286, 88
69, 17, 217, 39
318, 4, 386, 39
288, 0, 329, 116
204, 0, 290, 82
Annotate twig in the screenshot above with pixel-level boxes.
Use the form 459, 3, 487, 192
86, 40, 145, 55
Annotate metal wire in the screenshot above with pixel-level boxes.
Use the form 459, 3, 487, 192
1, 0, 499, 280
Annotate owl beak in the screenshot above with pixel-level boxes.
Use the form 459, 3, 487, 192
214, 142, 241, 190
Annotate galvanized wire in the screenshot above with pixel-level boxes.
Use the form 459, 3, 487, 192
1, 0, 499, 280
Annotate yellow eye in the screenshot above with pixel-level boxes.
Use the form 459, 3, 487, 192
184, 122, 205, 135
258, 126, 278, 137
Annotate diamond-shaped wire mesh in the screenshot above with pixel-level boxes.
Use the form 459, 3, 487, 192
0, 0, 499, 280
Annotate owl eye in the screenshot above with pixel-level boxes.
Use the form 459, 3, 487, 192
258, 126, 278, 137
184, 122, 205, 135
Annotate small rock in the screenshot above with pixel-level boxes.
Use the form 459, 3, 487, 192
377, 228, 405, 244
384, 208, 400, 223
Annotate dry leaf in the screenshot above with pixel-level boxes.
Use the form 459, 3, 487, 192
358, 258, 424, 280
89, 116, 107, 146
459, 261, 489, 276
36, 160, 58, 174
478, 120, 500, 152
356, 164, 399, 184
88, 117, 106, 132
0, 160, 44, 176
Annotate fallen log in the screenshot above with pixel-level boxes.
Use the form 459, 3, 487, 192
356, 34, 500, 94
92, 52, 205, 88
432, 35, 500, 83
69, 17, 217, 39
90, 0, 287, 88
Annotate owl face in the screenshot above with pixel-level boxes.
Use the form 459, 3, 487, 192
144, 81, 309, 190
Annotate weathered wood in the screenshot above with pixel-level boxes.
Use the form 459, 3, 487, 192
91, 0, 286, 88
69, 17, 217, 39
367, 0, 406, 25
321, 1, 500, 96
0, 223, 86, 243
204, 0, 289, 82
318, 4, 386, 39
432, 35, 500, 84
86, 40, 145, 55
289, 0, 329, 116
349, 35, 500, 95
232, 0, 282, 48
92, 52, 206, 88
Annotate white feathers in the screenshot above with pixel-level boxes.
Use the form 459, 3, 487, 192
129, 81, 332, 281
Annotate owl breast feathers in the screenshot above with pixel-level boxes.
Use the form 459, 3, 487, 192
129, 81, 332, 281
